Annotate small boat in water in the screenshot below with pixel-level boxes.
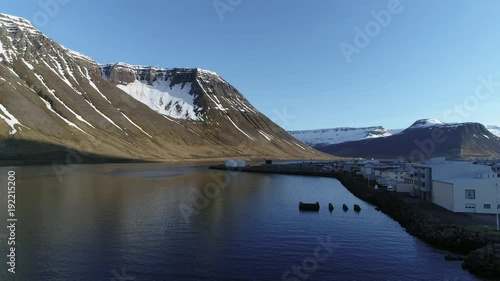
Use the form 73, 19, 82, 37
299, 202, 320, 211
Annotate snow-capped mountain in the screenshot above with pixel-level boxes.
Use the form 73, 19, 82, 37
289, 119, 500, 149
100, 63, 205, 121
405, 118, 444, 128
313, 119, 500, 160
0, 14, 324, 164
288, 126, 392, 146
387, 128, 404, 135
487, 125, 500, 137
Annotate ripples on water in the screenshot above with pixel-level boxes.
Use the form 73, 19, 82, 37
0, 163, 481, 281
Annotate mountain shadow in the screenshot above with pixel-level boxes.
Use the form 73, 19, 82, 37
0, 139, 148, 166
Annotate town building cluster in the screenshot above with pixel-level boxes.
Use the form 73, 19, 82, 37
330, 157, 499, 214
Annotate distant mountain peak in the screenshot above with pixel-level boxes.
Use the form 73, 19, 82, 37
300, 120, 500, 159
0, 13, 41, 35
196, 68, 220, 77
409, 118, 444, 128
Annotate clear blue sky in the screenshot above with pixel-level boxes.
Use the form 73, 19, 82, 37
2, 0, 500, 130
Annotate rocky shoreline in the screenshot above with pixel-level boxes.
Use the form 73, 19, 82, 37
333, 172, 500, 280
208, 165, 500, 279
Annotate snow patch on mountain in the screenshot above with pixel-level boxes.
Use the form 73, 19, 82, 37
38, 97, 89, 136
81, 67, 112, 104
21, 58, 34, 70
34, 73, 94, 128
294, 142, 307, 150
0, 41, 6, 62
84, 99, 123, 132
0, 14, 41, 35
288, 126, 392, 146
227, 116, 253, 140
258, 130, 273, 141
0, 104, 22, 135
116, 79, 201, 121
388, 128, 404, 135
0, 39, 14, 63
408, 118, 444, 129
64, 48, 95, 64
197, 77, 228, 112
119, 111, 153, 138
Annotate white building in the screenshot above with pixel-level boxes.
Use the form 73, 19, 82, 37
412, 157, 494, 201
379, 169, 407, 182
373, 166, 415, 193
225, 159, 238, 168
433, 171, 499, 214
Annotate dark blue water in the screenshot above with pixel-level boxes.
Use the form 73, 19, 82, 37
0, 164, 481, 281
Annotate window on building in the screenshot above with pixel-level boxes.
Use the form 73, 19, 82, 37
465, 190, 475, 199
484, 204, 491, 209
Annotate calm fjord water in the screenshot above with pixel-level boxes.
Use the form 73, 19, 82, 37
0, 163, 480, 281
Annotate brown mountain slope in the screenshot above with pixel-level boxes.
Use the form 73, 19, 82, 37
0, 14, 330, 164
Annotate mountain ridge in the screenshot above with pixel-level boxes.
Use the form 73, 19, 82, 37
297, 119, 500, 160
290, 119, 500, 148
288, 126, 392, 146
0, 13, 329, 163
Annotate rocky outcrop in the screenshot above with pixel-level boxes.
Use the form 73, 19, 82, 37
100, 64, 197, 86
100, 63, 138, 84
462, 243, 500, 279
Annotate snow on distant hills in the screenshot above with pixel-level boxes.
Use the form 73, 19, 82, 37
388, 128, 403, 135
407, 118, 444, 128
288, 126, 392, 146
289, 119, 500, 147
313, 119, 500, 159
487, 125, 500, 137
